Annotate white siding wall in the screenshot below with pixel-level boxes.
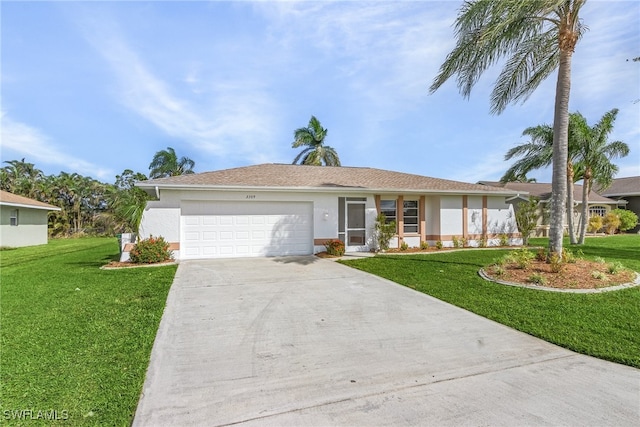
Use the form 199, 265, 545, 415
467, 196, 484, 244
441, 196, 463, 244
0, 206, 49, 247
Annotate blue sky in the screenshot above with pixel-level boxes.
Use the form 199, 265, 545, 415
2, 1, 639, 184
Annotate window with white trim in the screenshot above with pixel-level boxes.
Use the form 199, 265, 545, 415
589, 205, 607, 218
403, 200, 419, 233
10, 209, 18, 226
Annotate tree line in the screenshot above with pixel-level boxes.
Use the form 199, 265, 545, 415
0, 148, 196, 237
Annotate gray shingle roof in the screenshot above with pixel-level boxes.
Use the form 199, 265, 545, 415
0, 190, 61, 210
478, 181, 619, 204
138, 164, 518, 195
598, 176, 640, 197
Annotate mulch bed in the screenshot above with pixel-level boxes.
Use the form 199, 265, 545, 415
484, 259, 636, 289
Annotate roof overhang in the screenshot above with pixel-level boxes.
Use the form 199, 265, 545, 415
0, 201, 61, 211
136, 182, 523, 198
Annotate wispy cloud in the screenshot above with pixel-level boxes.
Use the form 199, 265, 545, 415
0, 111, 112, 179
72, 6, 283, 168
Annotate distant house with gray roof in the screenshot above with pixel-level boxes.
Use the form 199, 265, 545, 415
598, 176, 640, 233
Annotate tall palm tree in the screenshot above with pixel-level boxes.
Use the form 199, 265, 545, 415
149, 147, 196, 179
429, 0, 587, 256
571, 108, 629, 243
292, 116, 341, 166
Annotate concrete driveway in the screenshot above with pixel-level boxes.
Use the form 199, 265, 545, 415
133, 257, 639, 426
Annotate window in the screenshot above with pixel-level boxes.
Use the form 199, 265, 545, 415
380, 200, 397, 224
403, 200, 419, 233
10, 209, 18, 226
589, 205, 607, 218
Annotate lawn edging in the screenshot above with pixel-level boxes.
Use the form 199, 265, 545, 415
478, 268, 640, 293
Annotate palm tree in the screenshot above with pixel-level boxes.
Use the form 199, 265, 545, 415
429, 0, 587, 256
149, 147, 196, 179
2, 158, 44, 198
571, 108, 629, 243
292, 116, 341, 166
502, 114, 587, 244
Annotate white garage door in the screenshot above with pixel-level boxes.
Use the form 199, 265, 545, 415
181, 201, 313, 259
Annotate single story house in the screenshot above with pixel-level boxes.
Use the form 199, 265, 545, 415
598, 176, 640, 233
478, 181, 624, 236
0, 190, 61, 248
135, 164, 523, 260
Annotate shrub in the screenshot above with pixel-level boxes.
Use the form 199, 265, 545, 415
514, 197, 539, 245
528, 273, 547, 285
420, 241, 429, 250
461, 237, 468, 248
562, 248, 578, 264
129, 235, 173, 264
400, 241, 409, 251
477, 235, 487, 248
591, 270, 609, 281
499, 234, 509, 246
374, 213, 396, 251
452, 236, 461, 248
324, 240, 345, 256
435, 240, 443, 250
514, 248, 534, 269
611, 209, 638, 232
607, 261, 625, 275
536, 248, 547, 262
492, 265, 506, 276
594, 256, 606, 264
588, 215, 603, 233
603, 212, 621, 235
549, 252, 563, 273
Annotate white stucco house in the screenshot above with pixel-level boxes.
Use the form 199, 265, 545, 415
0, 190, 61, 248
134, 164, 523, 260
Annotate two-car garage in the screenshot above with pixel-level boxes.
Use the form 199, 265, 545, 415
180, 201, 314, 259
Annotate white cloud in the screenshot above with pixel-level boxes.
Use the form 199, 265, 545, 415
73, 8, 283, 168
0, 112, 112, 179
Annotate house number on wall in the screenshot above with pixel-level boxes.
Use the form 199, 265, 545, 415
246, 195, 256, 199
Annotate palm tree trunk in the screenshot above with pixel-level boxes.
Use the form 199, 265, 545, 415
578, 174, 591, 244
549, 49, 573, 256
566, 162, 577, 244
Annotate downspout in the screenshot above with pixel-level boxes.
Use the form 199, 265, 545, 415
155, 186, 160, 200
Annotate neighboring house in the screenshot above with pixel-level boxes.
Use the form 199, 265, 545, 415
0, 190, 61, 248
134, 164, 522, 260
598, 176, 640, 233
478, 181, 623, 236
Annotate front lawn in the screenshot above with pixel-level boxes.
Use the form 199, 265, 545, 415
0, 238, 177, 425
340, 235, 640, 368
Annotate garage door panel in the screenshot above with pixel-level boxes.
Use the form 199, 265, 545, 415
181, 201, 313, 259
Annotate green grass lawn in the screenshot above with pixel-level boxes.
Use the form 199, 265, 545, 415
341, 234, 640, 368
1, 238, 177, 426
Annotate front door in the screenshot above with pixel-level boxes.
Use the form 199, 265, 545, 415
346, 200, 366, 251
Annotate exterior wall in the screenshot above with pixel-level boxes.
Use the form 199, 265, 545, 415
466, 196, 483, 238
138, 189, 523, 259
424, 196, 440, 243
0, 206, 49, 247
138, 189, 378, 258
440, 196, 463, 246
